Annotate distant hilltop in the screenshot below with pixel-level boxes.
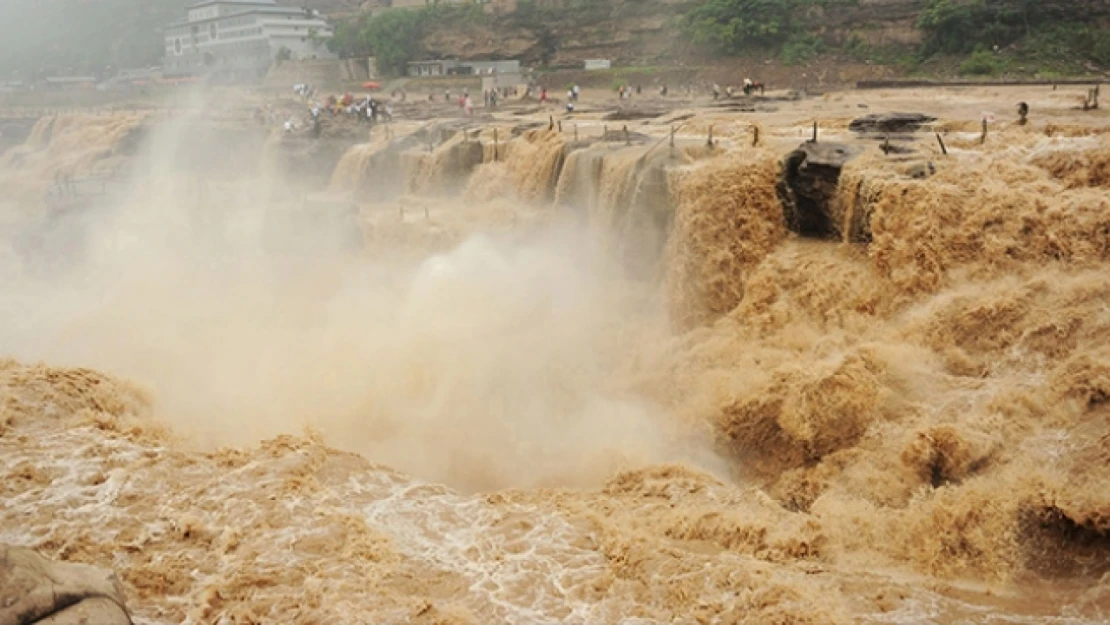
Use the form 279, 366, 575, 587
315, 0, 1109, 77
0, 0, 1105, 79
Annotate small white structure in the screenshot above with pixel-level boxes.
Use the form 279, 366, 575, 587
407, 59, 459, 77
163, 0, 336, 83
481, 72, 524, 92
406, 59, 520, 78
584, 59, 611, 71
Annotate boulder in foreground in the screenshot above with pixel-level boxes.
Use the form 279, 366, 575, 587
0, 545, 132, 625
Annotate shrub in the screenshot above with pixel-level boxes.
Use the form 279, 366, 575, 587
959, 50, 999, 75
1093, 31, 1110, 66
683, 0, 795, 54
781, 34, 823, 66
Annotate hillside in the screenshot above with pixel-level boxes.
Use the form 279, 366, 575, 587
0, 0, 1106, 79
332, 0, 1110, 78
413, 0, 926, 67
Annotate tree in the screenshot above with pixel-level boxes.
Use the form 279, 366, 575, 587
683, 0, 795, 54
276, 46, 293, 63
327, 19, 370, 58
917, 0, 985, 54
363, 10, 424, 76
307, 27, 323, 51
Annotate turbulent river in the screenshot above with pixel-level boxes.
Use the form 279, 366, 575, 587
1, 86, 1108, 624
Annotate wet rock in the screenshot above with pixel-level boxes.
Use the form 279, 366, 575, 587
593, 125, 652, 144
879, 140, 915, 155
777, 141, 863, 241
603, 107, 667, 121
0, 544, 132, 625
848, 112, 936, 134
901, 161, 936, 180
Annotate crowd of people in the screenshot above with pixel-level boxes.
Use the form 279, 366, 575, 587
275, 76, 768, 135
278, 84, 397, 135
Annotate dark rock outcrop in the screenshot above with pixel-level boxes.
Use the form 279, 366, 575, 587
777, 141, 864, 241
848, 112, 937, 134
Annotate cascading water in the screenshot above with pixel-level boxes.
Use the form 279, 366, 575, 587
2, 91, 1109, 625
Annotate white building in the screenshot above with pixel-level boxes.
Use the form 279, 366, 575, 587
163, 0, 336, 83
405, 59, 520, 78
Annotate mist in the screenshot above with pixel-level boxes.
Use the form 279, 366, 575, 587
0, 93, 724, 492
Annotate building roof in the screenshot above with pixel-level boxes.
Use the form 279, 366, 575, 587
190, 0, 277, 8
167, 5, 322, 29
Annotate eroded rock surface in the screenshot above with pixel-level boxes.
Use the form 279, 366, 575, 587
0, 545, 131, 625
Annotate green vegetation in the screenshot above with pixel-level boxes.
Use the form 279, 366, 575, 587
327, 4, 489, 76
676, 0, 1106, 77
276, 47, 293, 63
683, 0, 795, 53
361, 10, 424, 76
916, 0, 1110, 73
680, 0, 866, 65
781, 33, 822, 66
958, 48, 1000, 75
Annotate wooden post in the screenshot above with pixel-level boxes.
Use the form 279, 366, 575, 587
707, 125, 714, 147
549, 115, 554, 131
669, 125, 675, 148
980, 118, 988, 145
935, 133, 948, 155
812, 121, 818, 143
623, 125, 630, 145
493, 128, 499, 162
557, 120, 562, 132
574, 124, 579, 142
752, 125, 760, 147
603, 124, 608, 140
